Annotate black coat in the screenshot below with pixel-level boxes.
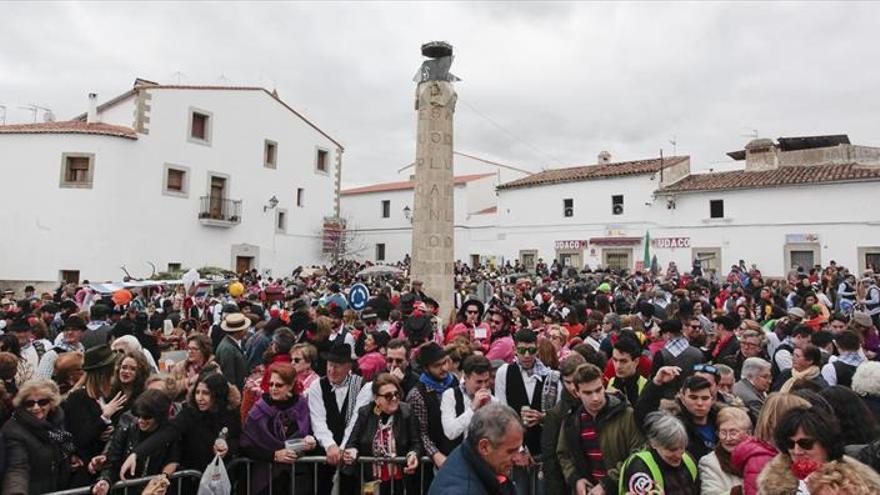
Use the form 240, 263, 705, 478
1, 408, 72, 495
541, 388, 578, 495
97, 414, 179, 484
342, 402, 422, 477
62, 388, 111, 461
134, 404, 240, 470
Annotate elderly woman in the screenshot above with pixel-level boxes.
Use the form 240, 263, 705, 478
2, 379, 78, 494
776, 345, 828, 393
92, 390, 179, 495
290, 343, 318, 395
619, 412, 699, 495
170, 334, 214, 394
699, 406, 752, 495
241, 362, 315, 494
757, 405, 880, 494
343, 373, 421, 495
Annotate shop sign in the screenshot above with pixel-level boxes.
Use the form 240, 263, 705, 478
555, 240, 587, 250
653, 237, 691, 248
785, 233, 819, 244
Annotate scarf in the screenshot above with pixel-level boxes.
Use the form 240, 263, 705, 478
371, 412, 399, 480
16, 409, 76, 460
780, 365, 820, 394
419, 372, 454, 394
712, 333, 734, 359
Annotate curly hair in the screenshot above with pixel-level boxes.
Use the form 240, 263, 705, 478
806, 459, 879, 494
14, 379, 61, 410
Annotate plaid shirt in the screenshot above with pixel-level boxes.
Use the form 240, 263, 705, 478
406, 386, 440, 457
664, 336, 690, 358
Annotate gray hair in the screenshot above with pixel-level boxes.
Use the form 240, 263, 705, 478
467, 403, 522, 448
644, 412, 688, 450
603, 313, 621, 331
741, 357, 771, 380
716, 364, 734, 378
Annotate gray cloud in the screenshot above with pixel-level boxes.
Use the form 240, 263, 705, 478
2, 1, 879, 185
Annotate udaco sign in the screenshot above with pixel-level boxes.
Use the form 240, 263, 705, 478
653, 237, 691, 248
555, 240, 587, 250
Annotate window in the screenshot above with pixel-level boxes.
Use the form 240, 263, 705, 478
167, 263, 182, 272
381, 200, 391, 218
612, 195, 624, 215
264, 140, 277, 169
188, 108, 212, 145
60, 153, 94, 188
316, 148, 329, 173
276, 209, 287, 233
296, 188, 304, 207
60, 270, 80, 284
376, 243, 386, 261
162, 164, 189, 197
563, 198, 574, 217
167, 169, 184, 191
710, 199, 724, 218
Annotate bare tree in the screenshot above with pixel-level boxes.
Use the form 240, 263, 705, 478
319, 215, 367, 264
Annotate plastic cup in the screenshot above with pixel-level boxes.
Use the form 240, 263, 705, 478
285, 439, 306, 453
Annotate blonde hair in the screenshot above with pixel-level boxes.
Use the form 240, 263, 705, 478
754, 393, 810, 442
717, 406, 752, 431
291, 343, 317, 363
806, 459, 878, 495
14, 379, 61, 409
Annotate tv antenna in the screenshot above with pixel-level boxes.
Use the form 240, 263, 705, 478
740, 128, 759, 139
668, 135, 677, 155
18, 104, 52, 123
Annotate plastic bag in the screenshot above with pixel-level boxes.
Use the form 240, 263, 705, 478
197, 455, 231, 495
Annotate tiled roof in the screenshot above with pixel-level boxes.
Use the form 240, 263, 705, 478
496, 156, 688, 190
0, 121, 137, 139
659, 163, 880, 193
341, 173, 494, 195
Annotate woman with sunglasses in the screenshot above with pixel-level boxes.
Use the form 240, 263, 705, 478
290, 343, 319, 395
342, 373, 421, 495
92, 390, 178, 495
2, 379, 78, 494
758, 405, 880, 494
241, 362, 315, 494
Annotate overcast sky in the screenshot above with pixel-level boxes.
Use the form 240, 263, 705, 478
3, 1, 880, 186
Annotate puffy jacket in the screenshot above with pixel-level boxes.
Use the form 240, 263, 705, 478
429, 441, 515, 495
1, 408, 72, 495
730, 437, 776, 495
758, 454, 880, 494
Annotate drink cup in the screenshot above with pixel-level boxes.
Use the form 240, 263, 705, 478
285, 438, 306, 453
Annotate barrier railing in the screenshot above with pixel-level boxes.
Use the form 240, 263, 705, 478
44, 455, 434, 495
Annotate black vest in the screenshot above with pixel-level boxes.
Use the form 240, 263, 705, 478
505, 363, 544, 454
416, 381, 461, 455
832, 360, 857, 388
320, 377, 351, 445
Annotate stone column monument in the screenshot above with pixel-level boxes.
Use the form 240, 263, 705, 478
411, 41, 458, 322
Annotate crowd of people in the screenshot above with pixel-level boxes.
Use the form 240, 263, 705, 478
1, 256, 880, 494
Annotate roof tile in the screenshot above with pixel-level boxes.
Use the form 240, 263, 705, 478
660, 163, 880, 193
341, 173, 494, 195
0, 121, 137, 139
497, 156, 688, 190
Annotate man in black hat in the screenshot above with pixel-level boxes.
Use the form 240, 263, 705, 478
307, 342, 371, 495
406, 342, 459, 472
328, 305, 356, 359
36, 315, 87, 379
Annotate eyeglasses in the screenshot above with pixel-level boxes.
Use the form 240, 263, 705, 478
377, 391, 400, 401
516, 346, 537, 355
719, 428, 744, 439
693, 364, 719, 376
268, 381, 287, 389
23, 398, 51, 408
785, 437, 817, 451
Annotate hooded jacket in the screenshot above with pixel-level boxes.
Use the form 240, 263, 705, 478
731, 437, 777, 495
557, 393, 645, 492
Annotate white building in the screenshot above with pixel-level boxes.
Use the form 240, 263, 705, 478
340, 153, 531, 265
0, 78, 343, 288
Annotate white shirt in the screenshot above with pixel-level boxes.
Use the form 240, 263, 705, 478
494, 363, 559, 406
330, 327, 357, 358
441, 384, 496, 441
306, 376, 373, 450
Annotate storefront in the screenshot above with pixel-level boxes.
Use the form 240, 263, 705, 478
589, 236, 642, 271
784, 233, 821, 271
554, 240, 587, 268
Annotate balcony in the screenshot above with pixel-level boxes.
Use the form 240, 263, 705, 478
198, 196, 241, 227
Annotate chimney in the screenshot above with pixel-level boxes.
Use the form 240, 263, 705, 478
598, 150, 612, 164
87, 93, 98, 124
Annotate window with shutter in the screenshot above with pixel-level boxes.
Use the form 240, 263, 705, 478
191, 113, 208, 140
167, 169, 184, 191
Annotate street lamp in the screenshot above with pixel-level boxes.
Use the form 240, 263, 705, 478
402, 205, 412, 222
263, 195, 279, 212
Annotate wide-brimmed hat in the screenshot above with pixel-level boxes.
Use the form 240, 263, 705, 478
458, 298, 485, 319
853, 312, 874, 328
787, 307, 806, 319
416, 342, 448, 368
321, 343, 354, 364
82, 344, 117, 371
221, 313, 251, 333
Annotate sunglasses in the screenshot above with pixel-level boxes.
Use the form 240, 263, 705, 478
292, 357, 305, 364
135, 414, 154, 421
23, 398, 51, 408
268, 381, 287, 389
377, 391, 400, 401
694, 364, 719, 376
516, 346, 537, 355
785, 438, 817, 451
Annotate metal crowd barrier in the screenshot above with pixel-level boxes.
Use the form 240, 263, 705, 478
44, 455, 435, 495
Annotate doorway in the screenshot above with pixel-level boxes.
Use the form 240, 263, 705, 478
209, 176, 226, 218
784, 243, 820, 271
557, 251, 582, 268
519, 250, 538, 271
603, 249, 632, 272
60, 270, 80, 284
692, 247, 722, 273
235, 256, 253, 274
470, 254, 481, 268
